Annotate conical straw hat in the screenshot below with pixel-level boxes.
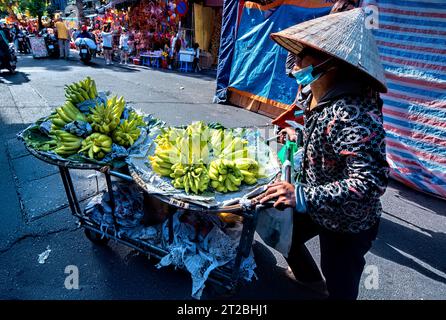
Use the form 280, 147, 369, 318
270, 8, 387, 93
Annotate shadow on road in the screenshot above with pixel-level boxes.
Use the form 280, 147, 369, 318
372, 216, 446, 284
0, 71, 30, 85
389, 179, 446, 217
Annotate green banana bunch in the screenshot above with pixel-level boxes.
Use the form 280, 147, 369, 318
175, 134, 210, 165
208, 159, 243, 193
170, 162, 210, 194
234, 158, 259, 185
51, 101, 88, 130
88, 95, 126, 134
78, 133, 112, 160
210, 129, 246, 157
50, 130, 84, 157
112, 119, 141, 147
220, 137, 249, 160
127, 111, 146, 127
185, 121, 211, 142
154, 127, 185, 147
64, 76, 98, 105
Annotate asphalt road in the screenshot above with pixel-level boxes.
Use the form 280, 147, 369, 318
0, 54, 445, 300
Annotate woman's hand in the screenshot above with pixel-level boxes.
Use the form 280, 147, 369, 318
260, 181, 296, 209
279, 127, 297, 143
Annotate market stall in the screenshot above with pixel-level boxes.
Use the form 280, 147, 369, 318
18, 76, 283, 298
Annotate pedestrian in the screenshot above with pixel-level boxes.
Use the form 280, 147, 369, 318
119, 28, 129, 65
1, 23, 12, 43
192, 42, 201, 72
102, 24, 113, 65
55, 17, 70, 59
77, 25, 94, 41
11, 23, 20, 51
261, 8, 390, 300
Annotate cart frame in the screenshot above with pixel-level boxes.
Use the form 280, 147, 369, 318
25, 145, 268, 294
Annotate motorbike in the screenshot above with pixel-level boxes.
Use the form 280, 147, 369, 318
0, 43, 17, 74
78, 41, 92, 64
41, 30, 59, 59
76, 37, 97, 65
17, 31, 30, 54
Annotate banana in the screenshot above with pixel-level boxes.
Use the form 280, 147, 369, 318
228, 174, 242, 186
64, 77, 98, 105
79, 133, 112, 160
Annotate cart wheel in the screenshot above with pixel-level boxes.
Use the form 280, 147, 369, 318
84, 229, 109, 245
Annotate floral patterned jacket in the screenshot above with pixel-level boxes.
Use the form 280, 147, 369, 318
300, 88, 389, 233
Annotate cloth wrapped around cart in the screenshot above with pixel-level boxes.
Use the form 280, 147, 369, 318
84, 181, 257, 299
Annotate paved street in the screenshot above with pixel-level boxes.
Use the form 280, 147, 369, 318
0, 54, 445, 300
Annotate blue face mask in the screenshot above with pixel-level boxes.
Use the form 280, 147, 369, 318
292, 65, 321, 87
292, 58, 334, 87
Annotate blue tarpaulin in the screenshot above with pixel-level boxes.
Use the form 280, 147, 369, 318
214, 0, 332, 106
214, 0, 243, 103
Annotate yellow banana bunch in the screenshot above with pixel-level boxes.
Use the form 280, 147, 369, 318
220, 137, 249, 160
78, 133, 112, 160
50, 130, 84, 157
51, 101, 88, 130
127, 111, 146, 127
64, 76, 98, 105
88, 96, 126, 134
149, 145, 181, 177
112, 119, 141, 147
234, 158, 259, 185
208, 159, 243, 193
155, 127, 185, 147
170, 162, 210, 194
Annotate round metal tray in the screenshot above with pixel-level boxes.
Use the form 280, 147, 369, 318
24, 142, 105, 170
128, 167, 267, 215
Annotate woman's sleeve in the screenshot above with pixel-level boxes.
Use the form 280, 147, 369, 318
303, 102, 389, 216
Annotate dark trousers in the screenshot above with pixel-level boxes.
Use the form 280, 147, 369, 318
286, 214, 379, 300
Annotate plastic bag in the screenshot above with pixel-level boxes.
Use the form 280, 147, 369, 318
256, 207, 293, 257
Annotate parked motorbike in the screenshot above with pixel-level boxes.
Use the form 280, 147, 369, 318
0, 43, 17, 74
17, 31, 30, 54
41, 30, 59, 59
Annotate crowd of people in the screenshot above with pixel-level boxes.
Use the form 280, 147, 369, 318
1, 17, 201, 71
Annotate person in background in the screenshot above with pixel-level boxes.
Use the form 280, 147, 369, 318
1, 23, 12, 43
77, 25, 95, 41
72, 28, 80, 40
11, 23, 20, 51
119, 28, 130, 65
192, 42, 201, 72
102, 23, 113, 65
55, 17, 70, 59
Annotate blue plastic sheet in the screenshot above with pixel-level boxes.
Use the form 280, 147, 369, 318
228, 3, 330, 105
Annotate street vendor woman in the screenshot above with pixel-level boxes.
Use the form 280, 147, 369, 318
261, 8, 390, 299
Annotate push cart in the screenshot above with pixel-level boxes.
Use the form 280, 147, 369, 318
23, 141, 281, 295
